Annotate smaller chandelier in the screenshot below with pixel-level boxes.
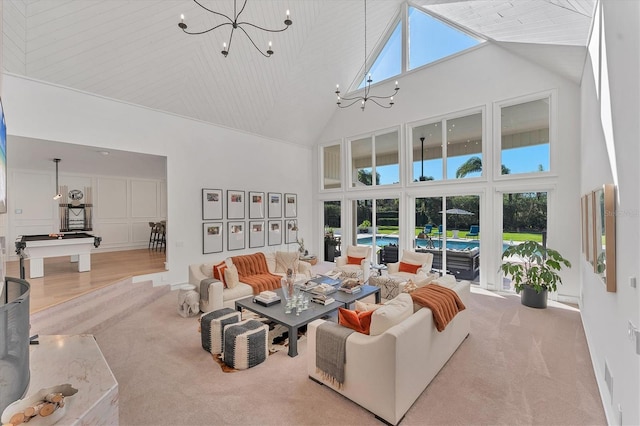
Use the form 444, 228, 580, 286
178, 0, 292, 58
334, 0, 399, 111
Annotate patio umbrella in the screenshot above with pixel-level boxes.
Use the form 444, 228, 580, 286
439, 208, 474, 230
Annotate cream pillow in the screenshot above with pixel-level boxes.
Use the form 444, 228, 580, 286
200, 263, 215, 278
433, 274, 457, 289
355, 300, 383, 312
369, 293, 414, 336
224, 265, 240, 289
263, 252, 277, 272
275, 251, 299, 273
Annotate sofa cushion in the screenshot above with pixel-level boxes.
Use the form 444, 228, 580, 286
347, 246, 370, 258
224, 264, 240, 289
338, 308, 374, 334
263, 252, 277, 272
432, 274, 457, 289
213, 261, 228, 287
275, 251, 299, 273
369, 293, 414, 336
221, 283, 253, 302
400, 250, 431, 266
200, 263, 215, 279
355, 300, 383, 312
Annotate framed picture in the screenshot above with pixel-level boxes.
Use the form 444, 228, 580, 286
202, 189, 223, 220
268, 220, 282, 246
249, 220, 265, 248
284, 193, 297, 218
227, 190, 245, 219
249, 191, 265, 219
202, 222, 223, 254
268, 192, 282, 218
285, 219, 298, 244
228, 221, 245, 251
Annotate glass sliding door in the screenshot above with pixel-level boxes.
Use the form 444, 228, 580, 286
323, 201, 341, 261
501, 191, 548, 291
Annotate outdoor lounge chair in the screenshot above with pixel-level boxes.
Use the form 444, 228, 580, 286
467, 225, 479, 239
423, 224, 433, 234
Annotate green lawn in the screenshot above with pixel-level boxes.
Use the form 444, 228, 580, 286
371, 226, 543, 243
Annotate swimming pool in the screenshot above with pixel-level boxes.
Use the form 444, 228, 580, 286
357, 235, 511, 251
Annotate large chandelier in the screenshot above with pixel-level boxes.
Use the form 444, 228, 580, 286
335, 0, 399, 111
178, 0, 292, 58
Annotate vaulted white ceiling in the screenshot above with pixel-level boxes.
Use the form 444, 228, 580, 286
2, 0, 596, 149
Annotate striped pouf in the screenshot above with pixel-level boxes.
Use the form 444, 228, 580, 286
223, 319, 269, 370
200, 308, 241, 355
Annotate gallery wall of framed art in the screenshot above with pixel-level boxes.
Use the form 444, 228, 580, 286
200, 187, 298, 255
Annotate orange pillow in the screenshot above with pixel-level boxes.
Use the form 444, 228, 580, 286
213, 261, 228, 288
338, 308, 374, 334
347, 256, 365, 265
399, 262, 420, 274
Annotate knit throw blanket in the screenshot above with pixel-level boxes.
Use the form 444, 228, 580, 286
316, 322, 354, 388
410, 284, 466, 332
231, 253, 281, 294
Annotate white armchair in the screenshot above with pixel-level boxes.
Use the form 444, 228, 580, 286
335, 245, 372, 282
387, 249, 434, 280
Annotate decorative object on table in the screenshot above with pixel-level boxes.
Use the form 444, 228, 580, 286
333, 0, 399, 111
267, 220, 282, 246
285, 219, 298, 244
226, 189, 245, 219
253, 290, 281, 307
202, 222, 223, 254
227, 221, 245, 251
267, 192, 282, 218
500, 240, 572, 309
1, 384, 78, 426
202, 188, 223, 220
311, 283, 337, 296
339, 279, 362, 294
248, 191, 265, 219
249, 221, 265, 248
177, 0, 292, 58
284, 193, 297, 217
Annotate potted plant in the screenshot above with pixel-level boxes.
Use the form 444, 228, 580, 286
500, 240, 571, 308
358, 219, 371, 234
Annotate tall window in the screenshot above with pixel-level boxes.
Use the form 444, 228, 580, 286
322, 143, 342, 190
500, 97, 550, 175
410, 110, 483, 183
350, 129, 399, 187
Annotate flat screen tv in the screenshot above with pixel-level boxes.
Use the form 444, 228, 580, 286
0, 97, 6, 214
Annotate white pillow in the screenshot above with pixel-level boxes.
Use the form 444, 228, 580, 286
355, 300, 383, 312
263, 252, 277, 272
200, 263, 215, 278
400, 250, 431, 267
369, 293, 413, 336
224, 265, 240, 289
275, 251, 299, 273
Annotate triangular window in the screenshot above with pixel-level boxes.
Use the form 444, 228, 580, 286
408, 6, 482, 70
359, 21, 402, 89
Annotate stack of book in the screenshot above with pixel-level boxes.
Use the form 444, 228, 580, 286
310, 293, 335, 306
339, 279, 362, 294
310, 283, 337, 296
254, 290, 281, 307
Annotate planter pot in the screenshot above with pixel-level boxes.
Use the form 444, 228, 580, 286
324, 242, 336, 262
520, 285, 548, 309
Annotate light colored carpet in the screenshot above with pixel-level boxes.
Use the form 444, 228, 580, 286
93, 287, 606, 426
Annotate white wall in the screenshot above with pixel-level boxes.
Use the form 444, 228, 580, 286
2, 74, 313, 285
579, 1, 640, 425
316, 42, 582, 300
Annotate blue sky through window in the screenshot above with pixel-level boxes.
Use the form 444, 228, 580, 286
360, 21, 402, 89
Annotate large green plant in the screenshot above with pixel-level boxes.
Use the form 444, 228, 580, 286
500, 240, 571, 294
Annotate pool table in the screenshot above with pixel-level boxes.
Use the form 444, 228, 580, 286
15, 233, 102, 279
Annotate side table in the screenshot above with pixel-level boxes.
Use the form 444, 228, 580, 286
371, 264, 387, 276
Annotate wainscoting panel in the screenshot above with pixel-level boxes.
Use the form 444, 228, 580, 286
96, 178, 128, 218
131, 180, 159, 218
95, 222, 130, 245
132, 221, 154, 243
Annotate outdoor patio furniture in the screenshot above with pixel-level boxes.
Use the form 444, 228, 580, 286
467, 225, 479, 239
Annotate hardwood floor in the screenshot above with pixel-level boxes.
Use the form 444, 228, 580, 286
6, 249, 166, 314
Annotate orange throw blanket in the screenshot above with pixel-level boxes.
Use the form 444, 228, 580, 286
231, 253, 281, 294
410, 284, 466, 332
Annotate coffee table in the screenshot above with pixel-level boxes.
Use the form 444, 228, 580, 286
235, 288, 339, 357
332, 284, 381, 308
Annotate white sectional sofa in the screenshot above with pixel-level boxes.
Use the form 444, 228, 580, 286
307, 279, 470, 425
188, 251, 311, 313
